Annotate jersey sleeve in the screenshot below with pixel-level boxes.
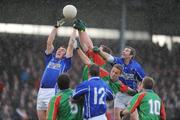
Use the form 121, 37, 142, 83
134, 64, 145, 81
72, 81, 88, 100
105, 84, 114, 101
99, 67, 109, 78
127, 93, 146, 113
86, 49, 93, 58
160, 100, 166, 120
47, 96, 61, 120
113, 56, 121, 64
64, 57, 72, 71
86, 49, 106, 66
44, 52, 53, 66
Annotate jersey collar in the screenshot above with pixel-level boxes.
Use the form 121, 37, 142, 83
144, 89, 154, 92
88, 76, 100, 81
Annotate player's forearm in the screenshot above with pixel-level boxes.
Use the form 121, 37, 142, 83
119, 83, 137, 96
100, 51, 114, 63
66, 29, 77, 58
46, 27, 58, 54
77, 48, 91, 65
47, 27, 58, 46
79, 31, 94, 51
126, 88, 138, 96
98, 50, 109, 60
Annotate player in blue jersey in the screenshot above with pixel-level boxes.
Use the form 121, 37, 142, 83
36, 18, 76, 120
72, 64, 114, 120
97, 46, 145, 120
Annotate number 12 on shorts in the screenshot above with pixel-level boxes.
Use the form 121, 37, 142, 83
94, 87, 106, 105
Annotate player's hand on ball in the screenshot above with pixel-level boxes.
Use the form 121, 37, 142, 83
55, 18, 66, 28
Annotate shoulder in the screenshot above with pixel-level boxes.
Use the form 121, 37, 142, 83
78, 80, 89, 86
100, 78, 110, 86
50, 94, 61, 102
137, 92, 147, 98
60, 57, 71, 62
131, 59, 143, 68
113, 56, 123, 63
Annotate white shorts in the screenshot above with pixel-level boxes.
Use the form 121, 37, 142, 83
84, 114, 107, 120
114, 92, 133, 109
36, 88, 55, 110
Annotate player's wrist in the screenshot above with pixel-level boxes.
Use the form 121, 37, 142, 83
54, 25, 59, 28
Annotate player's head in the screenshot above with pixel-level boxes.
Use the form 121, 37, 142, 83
142, 76, 155, 90
99, 45, 112, 54
121, 46, 136, 60
55, 46, 66, 59
57, 73, 70, 90
89, 64, 100, 77
110, 64, 123, 81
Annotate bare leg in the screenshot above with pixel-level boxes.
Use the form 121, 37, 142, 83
115, 107, 123, 120
37, 110, 47, 120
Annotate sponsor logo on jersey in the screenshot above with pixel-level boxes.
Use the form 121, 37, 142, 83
120, 72, 134, 80
47, 62, 61, 70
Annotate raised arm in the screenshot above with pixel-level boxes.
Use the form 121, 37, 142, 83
76, 47, 91, 65
65, 28, 77, 58
46, 18, 66, 54
73, 19, 94, 52
93, 47, 114, 63
78, 31, 94, 52
45, 27, 57, 54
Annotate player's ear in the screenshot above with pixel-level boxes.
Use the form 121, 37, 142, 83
129, 54, 134, 59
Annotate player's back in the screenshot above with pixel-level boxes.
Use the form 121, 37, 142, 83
47, 89, 83, 120
84, 77, 113, 118
137, 90, 162, 120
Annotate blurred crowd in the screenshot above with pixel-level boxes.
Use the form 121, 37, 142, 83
0, 35, 179, 120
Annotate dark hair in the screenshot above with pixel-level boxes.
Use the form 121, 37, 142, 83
126, 46, 136, 59
142, 76, 155, 89
101, 45, 112, 54
113, 64, 123, 73
89, 64, 100, 77
58, 73, 70, 90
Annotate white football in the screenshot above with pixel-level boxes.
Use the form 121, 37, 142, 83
63, 5, 77, 19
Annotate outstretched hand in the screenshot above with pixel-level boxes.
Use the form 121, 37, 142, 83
73, 39, 81, 50
54, 18, 66, 28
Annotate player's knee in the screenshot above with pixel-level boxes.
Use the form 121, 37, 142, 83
37, 110, 47, 120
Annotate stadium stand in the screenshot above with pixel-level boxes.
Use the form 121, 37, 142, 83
0, 35, 180, 120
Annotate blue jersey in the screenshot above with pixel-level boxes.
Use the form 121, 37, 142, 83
113, 57, 145, 90
72, 77, 113, 119
40, 53, 71, 88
